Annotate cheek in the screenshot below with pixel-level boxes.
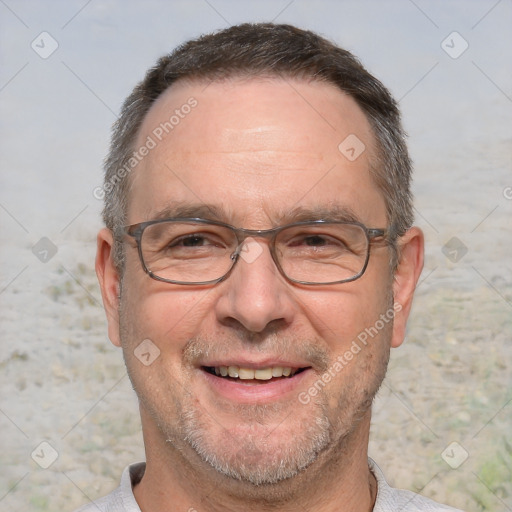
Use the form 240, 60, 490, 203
302, 285, 390, 351
120, 274, 214, 355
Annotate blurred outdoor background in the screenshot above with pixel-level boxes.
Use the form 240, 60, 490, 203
1, 1, 511, 510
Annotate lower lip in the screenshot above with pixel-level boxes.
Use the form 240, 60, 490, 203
200, 368, 312, 403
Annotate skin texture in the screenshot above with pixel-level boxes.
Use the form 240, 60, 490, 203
96, 77, 424, 512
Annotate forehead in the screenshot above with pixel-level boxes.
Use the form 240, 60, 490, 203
129, 77, 386, 227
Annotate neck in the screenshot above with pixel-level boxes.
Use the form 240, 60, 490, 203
134, 408, 377, 512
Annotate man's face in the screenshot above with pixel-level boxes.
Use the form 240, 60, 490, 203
104, 78, 406, 485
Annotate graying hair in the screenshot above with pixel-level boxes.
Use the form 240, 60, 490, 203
102, 23, 413, 272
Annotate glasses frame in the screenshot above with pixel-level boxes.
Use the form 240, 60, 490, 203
119, 217, 389, 286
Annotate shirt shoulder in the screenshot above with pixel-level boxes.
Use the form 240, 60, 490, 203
370, 459, 465, 512
73, 489, 124, 512
73, 459, 464, 512
72, 463, 145, 512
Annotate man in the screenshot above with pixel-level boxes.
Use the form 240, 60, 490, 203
83, 23, 463, 512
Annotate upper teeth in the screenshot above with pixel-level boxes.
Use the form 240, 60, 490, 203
213, 366, 295, 380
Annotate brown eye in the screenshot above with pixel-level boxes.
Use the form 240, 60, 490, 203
171, 235, 212, 247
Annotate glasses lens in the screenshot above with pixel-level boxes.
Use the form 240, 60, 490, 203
141, 221, 236, 283
276, 223, 369, 284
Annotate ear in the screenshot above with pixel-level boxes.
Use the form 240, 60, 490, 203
391, 226, 424, 348
95, 228, 122, 347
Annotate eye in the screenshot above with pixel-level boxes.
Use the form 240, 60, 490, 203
171, 234, 215, 247
302, 235, 336, 247
290, 233, 348, 249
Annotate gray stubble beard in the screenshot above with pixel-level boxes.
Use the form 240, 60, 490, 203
118, 288, 392, 494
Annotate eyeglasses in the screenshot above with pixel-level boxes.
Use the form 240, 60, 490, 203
119, 217, 389, 286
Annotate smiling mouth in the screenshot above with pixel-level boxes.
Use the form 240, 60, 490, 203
202, 365, 308, 382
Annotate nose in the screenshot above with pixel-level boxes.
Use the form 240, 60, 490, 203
214, 237, 296, 334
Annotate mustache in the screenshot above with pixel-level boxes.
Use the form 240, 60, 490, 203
182, 332, 330, 372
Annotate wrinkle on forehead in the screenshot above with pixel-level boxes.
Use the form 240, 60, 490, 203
212, 125, 314, 155
136, 77, 375, 155
138, 200, 362, 228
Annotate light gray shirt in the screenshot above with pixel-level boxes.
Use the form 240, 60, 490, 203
74, 459, 464, 511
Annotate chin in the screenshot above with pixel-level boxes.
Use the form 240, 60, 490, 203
179, 397, 333, 487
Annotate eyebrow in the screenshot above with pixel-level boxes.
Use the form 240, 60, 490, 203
150, 203, 228, 222
147, 202, 362, 226
274, 204, 361, 224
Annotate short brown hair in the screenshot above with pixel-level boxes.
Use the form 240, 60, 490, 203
103, 23, 413, 271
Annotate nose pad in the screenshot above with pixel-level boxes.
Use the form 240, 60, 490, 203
236, 237, 265, 265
